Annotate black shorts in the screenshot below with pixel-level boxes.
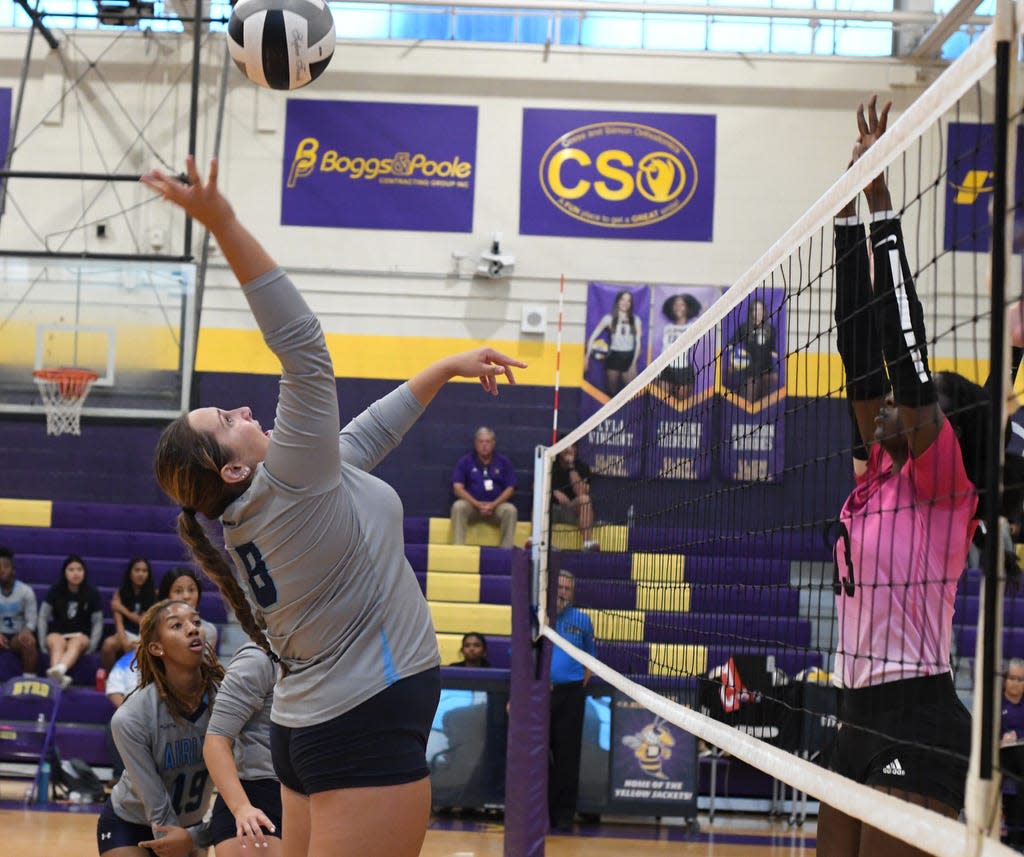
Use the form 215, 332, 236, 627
209, 778, 282, 845
830, 673, 970, 811
604, 349, 634, 372
660, 365, 695, 387
97, 798, 157, 856
270, 667, 440, 796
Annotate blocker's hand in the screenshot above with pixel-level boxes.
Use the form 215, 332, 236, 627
141, 156, 235, 232
446, 347, 527, 395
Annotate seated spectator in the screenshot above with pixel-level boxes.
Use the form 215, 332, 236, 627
100, 557, 156, 671
157, 566, 219, 653
449, 632, 491, 668
551, 439, 598, 551
451, 427, 518, 549
38, 555, 103, 689
0, 546, 39, 675
105, 647, 141, 783
1003, 658, 1024, 847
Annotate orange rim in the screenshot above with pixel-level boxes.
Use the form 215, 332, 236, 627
33, 368, 99, 399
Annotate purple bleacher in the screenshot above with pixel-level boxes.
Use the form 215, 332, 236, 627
403, 518, 430, 545
13, 554, 201, 590
956, 625, 1024, 658
479, 576, 511, 604
593, 642, 822, 681
954, 594, 1024, 626
559, 552, 792, 587
0, 526, 187, 563
644, 613, 811, 648
574, 579, 799, 615
405, 544, 428, 572
625, 526, 831, 561
595, 641, 650, 674
957, 569, 982, 598
479, 548, 514, 575
50, 501, 180, 533
55, 725, 108, 766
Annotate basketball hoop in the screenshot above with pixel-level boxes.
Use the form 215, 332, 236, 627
32, 368, 99, 436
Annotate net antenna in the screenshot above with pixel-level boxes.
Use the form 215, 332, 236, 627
32, 367, 99, 436
525, 2, 1024, 854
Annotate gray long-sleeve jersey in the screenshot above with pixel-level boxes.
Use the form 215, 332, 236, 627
221, 268, 439, 729
110, 683, 215, 844
0, 580, 36, 635
206, 642, 276, 781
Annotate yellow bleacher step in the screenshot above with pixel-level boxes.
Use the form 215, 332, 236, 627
426, 572, 481, 603
636, 582, 690, 612
648, 643, 707, 677
426, 544, 480, 573
581, 608, 645, 642
430, 601, 511, 636
632, 553, 685, 583
0, 498, 52, 527
550, 523, 628, 552
428, 517, 531, 548
436, 633, 465, 665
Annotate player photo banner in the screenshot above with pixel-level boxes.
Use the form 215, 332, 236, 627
580, 283, 650, 478
943, 122, 1024, 253
644, 285, 723, 481
607, 693, 698, 817
718, 289, 787, 483
281, 99, 477, 232
520, 108, 716, 241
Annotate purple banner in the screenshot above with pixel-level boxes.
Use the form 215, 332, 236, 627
607, 694, 697, 815
520, 109, 716, 241
719, 289, 786, 482
943, 122, 1024, 253
281, 99, 477, 232
644, 285, 723, 481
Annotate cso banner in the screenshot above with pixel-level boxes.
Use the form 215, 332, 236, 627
719, 289, 787, 482
281, 99, 477, 232
944, 122, 1024, 253
520, 109, 716, 241
645, 285, 723, 481
607, 694, 698, 817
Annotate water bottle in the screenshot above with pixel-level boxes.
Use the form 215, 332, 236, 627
95, 669, 106, 693
36, 760, 50, 804
36, 713, 45, 729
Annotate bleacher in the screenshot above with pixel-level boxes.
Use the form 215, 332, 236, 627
0, 497, 823, 779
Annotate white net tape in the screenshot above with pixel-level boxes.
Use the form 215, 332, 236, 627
33, 370, 98, 436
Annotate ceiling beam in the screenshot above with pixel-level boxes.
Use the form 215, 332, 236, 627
911, 0, 983, 59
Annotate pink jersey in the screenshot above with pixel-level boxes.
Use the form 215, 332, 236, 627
835, 419, 977, 688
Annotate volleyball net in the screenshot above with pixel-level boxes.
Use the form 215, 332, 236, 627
529, 4, 1024, 854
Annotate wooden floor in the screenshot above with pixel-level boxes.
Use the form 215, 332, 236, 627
0, 803, 815, 857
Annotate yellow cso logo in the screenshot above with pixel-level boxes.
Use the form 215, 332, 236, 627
950, 169, 994, 205
287, 137, 473, 189
539, 122, 699, 228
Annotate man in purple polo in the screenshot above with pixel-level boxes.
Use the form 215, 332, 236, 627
451, 426, 518, 548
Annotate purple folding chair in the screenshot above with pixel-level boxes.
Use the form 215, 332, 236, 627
0, 676, 63, 801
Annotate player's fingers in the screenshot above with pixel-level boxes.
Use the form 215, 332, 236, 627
877, 100, 892, 135
504, 365, 517, 385
185, 155, 200, 186
207, 156, 219, 188
484, 348, 528, 368
855, 103, 869, 137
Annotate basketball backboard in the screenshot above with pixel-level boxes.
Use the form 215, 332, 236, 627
0, 256, 196, 422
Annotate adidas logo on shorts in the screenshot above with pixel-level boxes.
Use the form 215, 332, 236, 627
881, 758, 906, 777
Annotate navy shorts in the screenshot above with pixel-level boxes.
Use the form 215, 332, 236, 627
209, 778, 282, 845
271, 667, 440, 795
97, 798, 157, 855
604, 349, 634, 372
830, 673, 970, 811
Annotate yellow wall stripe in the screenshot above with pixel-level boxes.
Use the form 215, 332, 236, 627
648, 643, 707, 677
426, 572, 481, 603
429, 602, 511, 635
426, 544, 480, 574
0, 499, 52, 528
631, 554, 685, 583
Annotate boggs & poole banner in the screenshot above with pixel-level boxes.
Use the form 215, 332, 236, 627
282, 99, 477, 232
520, 109, 716, 241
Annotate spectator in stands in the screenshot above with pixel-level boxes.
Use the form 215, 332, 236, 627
449, 632, 490, 668
104, 647, 142, 783
0, 546, 39, 676
100, 557, 157, 671
551, 438, 598, 551
549, 570, 596, 831
1003, 658, 1024, 847
451, 427, 518, 549
204, 642, 282, 857
38, 555, 102, 689
157, 567, 219, 653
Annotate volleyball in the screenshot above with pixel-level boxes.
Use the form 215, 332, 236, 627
227, 0, 336, 91
729, 345, 751, 372
589, 341, 609, 362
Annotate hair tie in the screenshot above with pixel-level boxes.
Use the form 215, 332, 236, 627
182, 506, 196, 516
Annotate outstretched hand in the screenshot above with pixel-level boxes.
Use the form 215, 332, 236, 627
447, 347, 528, 395
141, 155, 235, 231
849, 95, 893, 212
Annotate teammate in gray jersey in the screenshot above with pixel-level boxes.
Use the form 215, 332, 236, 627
0, 547, 39, 675
98, 599, 224, 857
144, 157, 525, 857
204, 642, 281, 856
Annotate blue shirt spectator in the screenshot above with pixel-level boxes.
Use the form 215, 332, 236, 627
550, 572, 595, 685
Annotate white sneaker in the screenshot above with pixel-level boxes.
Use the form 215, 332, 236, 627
59, 674, 73, 690
46, 663, 66, 681
582, 540, 600, 552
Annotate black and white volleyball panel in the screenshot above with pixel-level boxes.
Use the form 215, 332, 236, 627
227, 0, 336, 91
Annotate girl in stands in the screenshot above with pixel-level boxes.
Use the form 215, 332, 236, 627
97, 599, 223, 857
449, 632, 490, 668
38, 555, 103, 689
144, 156, 525, 857
157, 567, 219, 654
101, 557, 156, 671
821, 95, 1007, 857
204, 642, 281, 857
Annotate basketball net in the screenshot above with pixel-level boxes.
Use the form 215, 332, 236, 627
32, 368, 99, 436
